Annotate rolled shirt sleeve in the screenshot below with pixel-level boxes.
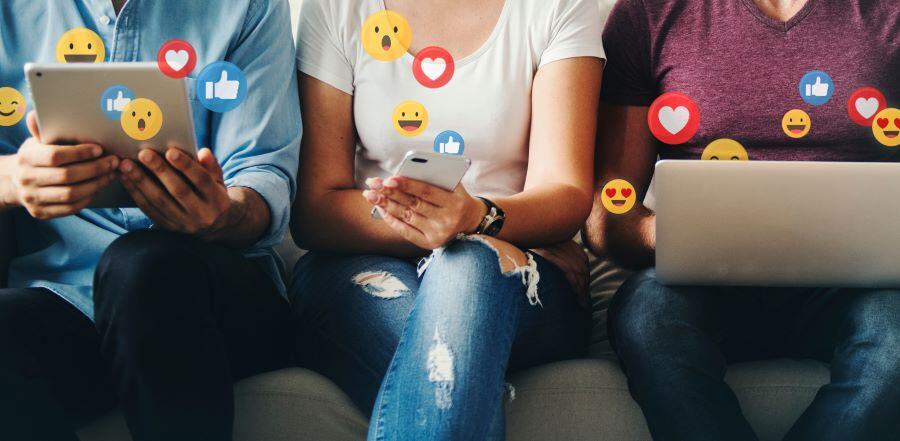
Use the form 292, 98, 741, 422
211, 0, 302, 249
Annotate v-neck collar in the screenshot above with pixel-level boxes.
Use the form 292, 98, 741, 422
740, 0, 818, 32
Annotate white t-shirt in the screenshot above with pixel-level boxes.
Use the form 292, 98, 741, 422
296, 0, 606, 198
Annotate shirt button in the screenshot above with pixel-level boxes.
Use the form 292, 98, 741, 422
99, 15, 111, 25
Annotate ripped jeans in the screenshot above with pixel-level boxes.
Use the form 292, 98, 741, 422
290, 237, 591, 440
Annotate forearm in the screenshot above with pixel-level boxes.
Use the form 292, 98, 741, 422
292, 189, 425, 257
490, 183, 593, 249
203, 187, 271, 249
584, 194, 656, 269
0, 155, 20, 211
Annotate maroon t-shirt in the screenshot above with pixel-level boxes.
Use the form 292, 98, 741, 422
601, 0, 900, 161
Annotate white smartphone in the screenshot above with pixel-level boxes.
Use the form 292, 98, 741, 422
25, 62, 198, 207
371, 150, 471, 218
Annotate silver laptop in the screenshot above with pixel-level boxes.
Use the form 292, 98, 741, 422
655, 160, 900, 287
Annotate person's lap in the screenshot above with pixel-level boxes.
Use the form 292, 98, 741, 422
94, 229, 294, 382
290, 238, 591, 415
0, 229, 293, 441
92, 229, 293, 441
609, 268, 900, 441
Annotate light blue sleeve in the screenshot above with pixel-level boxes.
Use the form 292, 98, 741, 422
211, 0, 301, 249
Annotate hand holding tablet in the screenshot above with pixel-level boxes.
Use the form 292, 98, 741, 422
25, 62, 199, 207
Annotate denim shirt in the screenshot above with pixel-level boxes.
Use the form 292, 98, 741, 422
0, 0, 301, 319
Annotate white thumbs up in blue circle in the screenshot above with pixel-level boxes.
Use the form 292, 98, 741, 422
434, 130, 465, 155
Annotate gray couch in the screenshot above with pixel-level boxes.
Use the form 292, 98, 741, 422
0, 212, 830, 441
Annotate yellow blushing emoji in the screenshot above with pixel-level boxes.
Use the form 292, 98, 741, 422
701, 138, 749, 161
0, 87, 26, 127
56, 28, 106, 63
872, 108, 900, 148
361, 10, 412, 62
600, 179, 636, 215
121, 98, 163, 141
782, 109, 811, 139
392, 100, 428, 137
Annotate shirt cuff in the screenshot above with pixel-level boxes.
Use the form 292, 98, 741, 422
226, 169, 291, 249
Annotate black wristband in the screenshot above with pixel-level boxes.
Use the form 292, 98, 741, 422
475, 197, 506, 237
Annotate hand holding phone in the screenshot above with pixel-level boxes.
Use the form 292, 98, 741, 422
364, 151, 487, 250
370, 150, 470, 219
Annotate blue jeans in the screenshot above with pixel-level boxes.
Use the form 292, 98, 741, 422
290, 238, 590, 440
609, 268, 900, 441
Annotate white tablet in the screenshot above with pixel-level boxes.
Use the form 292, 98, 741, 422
25, 62, 199, 207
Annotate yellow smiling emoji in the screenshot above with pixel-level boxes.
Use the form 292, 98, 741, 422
701, 138, 749, 161
0, 87, 26, 127
121, 98, 163, 141
361, 10, 412, 62
872, 108, 900, 147
56, 28, 106, 63
782, 109, 811, 139
392, 100, 428, 137
600, 179, 637, 215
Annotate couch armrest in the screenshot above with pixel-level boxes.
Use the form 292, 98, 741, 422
0, 211, 15, 288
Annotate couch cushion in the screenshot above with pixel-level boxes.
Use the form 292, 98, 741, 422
80, 359, 828, 441
275, 230, 306, 276
586, 249, 632, 357
77, 368, 369, 441
506, 358, 828, 441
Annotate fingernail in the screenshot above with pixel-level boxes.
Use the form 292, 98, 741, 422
362, 190, 376, 203
92, 146, 103, 157
120, 160, 133, 173
139, 150, 155, 164
384, 178, 398, 188
367, 178, 383, 190
109, 157, 120, 170
168, 149, 184, 164
376, 206, 387, 217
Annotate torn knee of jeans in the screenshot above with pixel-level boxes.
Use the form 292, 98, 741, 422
416, 248, 444, 278
506, 382, 516, 403
351, 271, 410, 299
427, 328, 454, 410
458, 235, 543, 307
460, 235, 528, 273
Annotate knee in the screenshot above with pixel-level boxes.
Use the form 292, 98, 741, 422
845, 294, 900, 381
418, 237, 531, 317
426, 236, 532, 300
94, 230, 199, 327
438, 236, 530, 274
97, 229, 193, 278
609, 269, 681, 351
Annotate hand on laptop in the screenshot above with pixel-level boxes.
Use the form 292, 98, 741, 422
118, 147, 234, 238
2, 112, 119, 219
